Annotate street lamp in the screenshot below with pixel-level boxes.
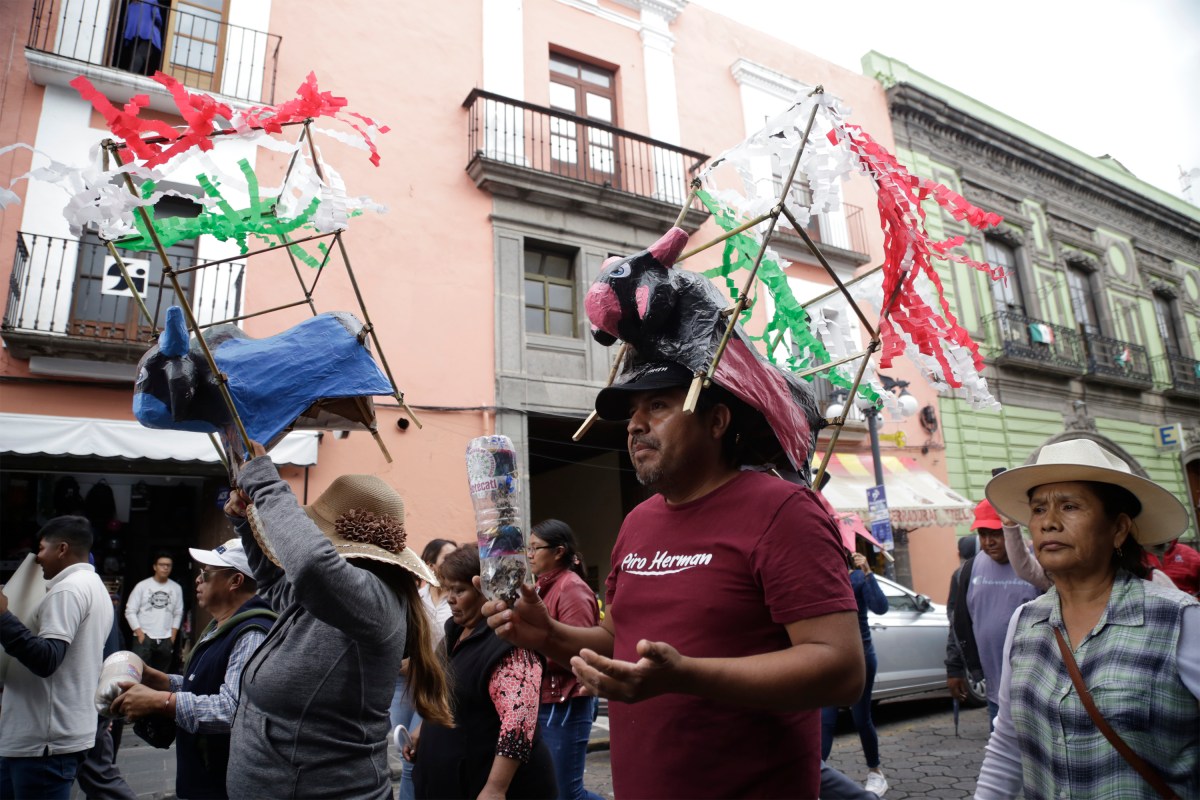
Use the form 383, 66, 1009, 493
825, 378, 919, 580
825, 380, 919, 488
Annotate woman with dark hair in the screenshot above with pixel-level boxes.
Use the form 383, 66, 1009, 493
975, 439, 1199, 799
418, 539, 459, 646
412, 544, 556, 800
527, 520, 602, 800
391, 538, 457, 800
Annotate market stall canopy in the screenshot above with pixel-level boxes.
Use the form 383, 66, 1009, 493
818, 452, 974, 530
0, 413, 319, 467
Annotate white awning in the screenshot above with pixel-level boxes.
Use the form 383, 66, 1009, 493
0, 413, 320, 467
819, 452, 974, 529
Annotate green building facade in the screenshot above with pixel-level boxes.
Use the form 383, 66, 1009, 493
864, 53, 1200, 542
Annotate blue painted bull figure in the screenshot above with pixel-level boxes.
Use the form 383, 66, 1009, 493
134, 306, 394, 452
584, 226, 824, 479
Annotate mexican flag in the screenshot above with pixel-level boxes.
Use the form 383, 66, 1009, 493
1115, 345, 1132, 367
1028, 322, 1055, 344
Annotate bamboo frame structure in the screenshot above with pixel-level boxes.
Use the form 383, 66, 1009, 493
98, 118, 417, 469
574, 86, 906, 488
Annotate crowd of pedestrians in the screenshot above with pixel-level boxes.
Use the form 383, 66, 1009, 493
1, 361, 1198, 799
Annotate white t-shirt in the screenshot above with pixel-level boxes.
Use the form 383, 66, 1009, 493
419, 584, 453, 648
0, 562, 114, 756
124, 576, 184, 639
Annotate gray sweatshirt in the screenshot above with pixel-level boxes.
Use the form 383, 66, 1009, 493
227, 457, 407, 799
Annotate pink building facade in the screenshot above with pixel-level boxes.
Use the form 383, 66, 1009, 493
1, 0, 962, 602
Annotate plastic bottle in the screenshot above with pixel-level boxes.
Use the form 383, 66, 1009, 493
465, 435, 530, 606
95, 650, 145, 716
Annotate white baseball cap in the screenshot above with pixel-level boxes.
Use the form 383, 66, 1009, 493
189, 538, 253, 578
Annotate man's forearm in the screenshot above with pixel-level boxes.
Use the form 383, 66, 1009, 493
671, 637, 863, 711
0, 611, 68, 677
543, 618, 614, 666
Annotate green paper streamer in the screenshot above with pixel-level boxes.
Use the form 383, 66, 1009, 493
115, 159, 322, 257
696, 190, 877, 401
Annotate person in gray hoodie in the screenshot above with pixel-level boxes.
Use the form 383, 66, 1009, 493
223, 450, 452, 799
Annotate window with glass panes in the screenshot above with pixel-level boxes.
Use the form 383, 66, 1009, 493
524, 245, 576, 337
1153, 293, 1181, 355
1067, 266, 1100, 335
985, 238, 1024, 314
548, 53, 618, 182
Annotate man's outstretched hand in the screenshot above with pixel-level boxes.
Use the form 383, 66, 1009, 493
478, 580, 552, 653
570, 638, 681, 704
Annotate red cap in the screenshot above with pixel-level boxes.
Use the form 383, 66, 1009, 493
971, 499, 1003, 531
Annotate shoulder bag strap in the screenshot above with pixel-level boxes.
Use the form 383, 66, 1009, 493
1052, 626, 1179, 800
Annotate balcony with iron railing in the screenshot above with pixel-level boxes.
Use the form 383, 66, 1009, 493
982, 310, 1086, 376
463, 89, 710, 231
1082, 331, 1153, 388
26, 0, 281, 107
2, 231, 243, 363
775, 202, 872, 265
1153, 352, 1200, 398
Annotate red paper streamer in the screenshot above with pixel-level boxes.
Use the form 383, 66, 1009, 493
71, 71, 387, 168
827, 124, 1005, 386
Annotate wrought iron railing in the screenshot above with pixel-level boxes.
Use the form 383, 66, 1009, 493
2, 231, 243, 348
1153, 352, 1200, 396
983, 310, 1085, 372
1082, 331, 1152, 384
463, 89, 708, 207
27, 0, 281, 104
777, 202, 870, 260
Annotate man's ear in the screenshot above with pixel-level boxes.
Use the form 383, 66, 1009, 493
708, 402, 733, 441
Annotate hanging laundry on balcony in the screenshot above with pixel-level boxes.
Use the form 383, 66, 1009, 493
134, 306, 394, 455
116, 0, 165, 77
1028, 322, 1055, 344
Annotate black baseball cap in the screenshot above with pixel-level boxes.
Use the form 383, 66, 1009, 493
594, 361, 695, 420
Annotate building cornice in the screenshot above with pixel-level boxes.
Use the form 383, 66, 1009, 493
730, 58, 809, 99
887, 84, 1200, 263
609, 0, 688, 23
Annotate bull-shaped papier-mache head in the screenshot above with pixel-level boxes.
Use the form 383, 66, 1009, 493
584, 227, 825, 482
134, 306, 236, 436
134, 306, 394, 457
585, 227, 690, 347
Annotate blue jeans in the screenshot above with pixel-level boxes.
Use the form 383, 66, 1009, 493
821, 641, 880, 769
1, 752, 85, 800
987, 699, 999, 731
389, 675, 422, 800
538, 696, 603, 800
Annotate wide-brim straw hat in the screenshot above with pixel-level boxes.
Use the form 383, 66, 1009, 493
249, 474, 438, 586
985, 438, 1189, 546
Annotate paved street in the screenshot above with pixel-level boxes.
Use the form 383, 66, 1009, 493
581, 693, 991, 799
106, 693, 990, 799
822, 695, 991, 799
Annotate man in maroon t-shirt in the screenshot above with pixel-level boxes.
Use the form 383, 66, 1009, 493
482, 361, 862, 799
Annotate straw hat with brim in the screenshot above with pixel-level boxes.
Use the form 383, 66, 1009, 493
985, 438, 1189, 546
287, 474, 438, 586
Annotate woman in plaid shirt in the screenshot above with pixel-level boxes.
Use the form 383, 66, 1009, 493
975, 439, 1199, 800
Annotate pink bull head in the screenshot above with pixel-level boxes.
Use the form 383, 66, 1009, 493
584, 227, 690, 346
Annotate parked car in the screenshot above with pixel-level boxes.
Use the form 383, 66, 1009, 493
868, 574, 986, 706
